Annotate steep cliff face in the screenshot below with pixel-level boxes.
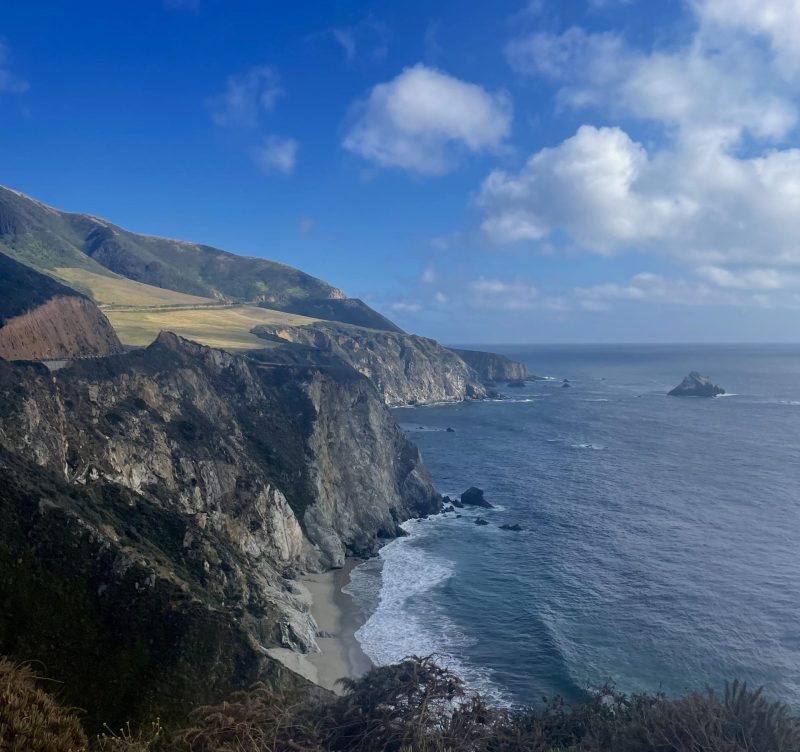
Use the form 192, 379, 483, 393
0, 333, 440, 727
451, 348, 535, 383
254, 323, 492, 407
0, 295, 123, 360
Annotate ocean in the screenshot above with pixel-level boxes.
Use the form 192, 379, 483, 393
344, 344, 800, 708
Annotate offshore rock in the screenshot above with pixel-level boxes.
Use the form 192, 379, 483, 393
461, 487, 493, 509
668, 372, 725, 397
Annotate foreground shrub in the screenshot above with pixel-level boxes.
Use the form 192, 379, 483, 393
3, 652, 800, 751
0, 657, 88, 752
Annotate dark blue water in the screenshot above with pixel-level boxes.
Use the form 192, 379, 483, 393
346, 345, 800, 707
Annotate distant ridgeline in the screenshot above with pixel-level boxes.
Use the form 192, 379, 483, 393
0, 185, 398, 331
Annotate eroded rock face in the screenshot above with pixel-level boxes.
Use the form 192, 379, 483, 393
668, 372, 725, 397
0, 333, 440, 727
254, 323, 492, 407
0, 295, 122, 361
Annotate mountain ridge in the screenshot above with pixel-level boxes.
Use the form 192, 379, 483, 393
0, 185, 400, 332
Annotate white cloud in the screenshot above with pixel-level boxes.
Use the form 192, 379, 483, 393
0, 41, 28, 94
506, 26, 796, 146
576, 272, 743, 308
695, 266, 784, 290
693, 0, 800, 77
208, 66, 282, 127
389, 301, 422, 313
343, 64, 512, 174
251, 136, 298, 175
478, 125, 696, 251
469, 277, 540, 310
486, 2, 800, 303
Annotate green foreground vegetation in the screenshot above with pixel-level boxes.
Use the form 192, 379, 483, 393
2, 655, 797, 752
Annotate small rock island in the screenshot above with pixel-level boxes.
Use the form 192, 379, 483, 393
668, 372, 726, 397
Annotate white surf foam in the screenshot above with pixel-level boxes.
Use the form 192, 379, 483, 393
346, 517, 512, 705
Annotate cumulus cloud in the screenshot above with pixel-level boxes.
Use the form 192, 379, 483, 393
251, 136, 298, 175
693, 0, 800, 77
0, 41, 28, 94
343, 64, 512, 174
484, 0, 800, 309
506, 26, 796, 145
208, 66, 282, 127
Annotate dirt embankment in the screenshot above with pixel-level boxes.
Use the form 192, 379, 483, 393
0, 295, 122, 361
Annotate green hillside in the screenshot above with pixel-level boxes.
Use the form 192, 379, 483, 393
0, 186, 401, 332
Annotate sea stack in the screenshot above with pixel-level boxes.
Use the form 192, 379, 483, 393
668, 372, 725, 397
461, 487, 494, 508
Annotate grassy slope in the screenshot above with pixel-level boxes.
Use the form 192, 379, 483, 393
106, 305, 318, 350
52, 267, 217, 307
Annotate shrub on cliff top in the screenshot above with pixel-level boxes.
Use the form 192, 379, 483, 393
0, 657, 88, 752
3, 653, 800, 752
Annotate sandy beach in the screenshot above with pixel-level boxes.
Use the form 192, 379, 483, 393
267, 559, 373, 693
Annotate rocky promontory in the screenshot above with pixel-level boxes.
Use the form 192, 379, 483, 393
450, 347, 537, 383
254, 322, 493, 407
668, 372, 726, 397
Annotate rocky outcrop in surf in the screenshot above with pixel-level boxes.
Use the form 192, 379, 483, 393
668, 372, 725, 397
254, 322, 492, 407
0, 332, 440, 727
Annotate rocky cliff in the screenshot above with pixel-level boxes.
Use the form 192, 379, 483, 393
0, 251, 122, 360
254, 322, 492, 407
450, 348, 535, 383
0, 333, 440, 728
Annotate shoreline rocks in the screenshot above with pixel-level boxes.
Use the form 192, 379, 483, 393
460, 487, 494, 509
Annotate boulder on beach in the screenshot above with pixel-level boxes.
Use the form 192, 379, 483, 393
668, 372, 725, 397
499, 523, 523, 532
460, 487, 494, 508
474, 517, 489, 526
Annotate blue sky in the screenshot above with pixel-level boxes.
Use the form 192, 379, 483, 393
1, 0, 799, 343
